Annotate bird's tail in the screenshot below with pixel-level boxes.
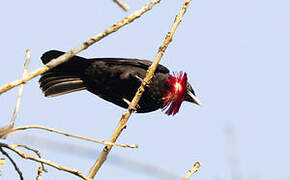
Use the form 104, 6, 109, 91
39, 50, 90, 97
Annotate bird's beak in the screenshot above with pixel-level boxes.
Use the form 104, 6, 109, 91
187, 91, 201, 106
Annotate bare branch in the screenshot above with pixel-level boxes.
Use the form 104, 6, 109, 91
0, 0, 161, 96
0, 49, 31, 137
10, 49, 31, 127
0, 147, 24, 180
113, 0, 129, 11
182, 162, 200, 180
87, 0, 193, 178
7, 125, 138, 148
0, 142, 89, 180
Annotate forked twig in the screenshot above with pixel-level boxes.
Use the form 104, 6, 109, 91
15, 144, 47, 172
0, 143, 89, 180
87, 0, 193, 178
15, 144, 47, 179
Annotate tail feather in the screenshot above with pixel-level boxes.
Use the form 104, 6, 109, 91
40, 76, 83, 92
39, 50, 89, 97
39, 72, 80, 85
43, 79, 86, 97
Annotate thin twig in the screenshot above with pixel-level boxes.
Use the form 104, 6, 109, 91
15, 144, 47, 172
113, 0, 129, 11
6, 125, 138, 148
10, 49, 31, 127
182, 162, 200, 180
87, 0, 192, 178
0, 143, 89, 180
0, 50, 31, 137
0, 0, 160, 96
0, 147, 24, 180
0, 50, 31, 179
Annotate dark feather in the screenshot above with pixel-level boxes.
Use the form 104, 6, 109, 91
38, 50, 201, 114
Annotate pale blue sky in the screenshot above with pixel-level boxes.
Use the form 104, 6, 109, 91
1, 0, 290, 180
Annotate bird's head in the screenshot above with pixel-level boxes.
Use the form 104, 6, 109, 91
162, 72, 201, 115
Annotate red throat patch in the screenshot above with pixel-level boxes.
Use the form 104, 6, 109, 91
162, 72, 187, 115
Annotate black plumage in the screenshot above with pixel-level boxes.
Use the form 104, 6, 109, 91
39, 50, 200, 115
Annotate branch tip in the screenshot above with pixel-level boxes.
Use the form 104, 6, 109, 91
182, 161, 200, 180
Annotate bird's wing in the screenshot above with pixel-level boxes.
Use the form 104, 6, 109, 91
89, 58, 170, 74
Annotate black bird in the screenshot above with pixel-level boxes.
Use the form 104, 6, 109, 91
39, 50, 200, 115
